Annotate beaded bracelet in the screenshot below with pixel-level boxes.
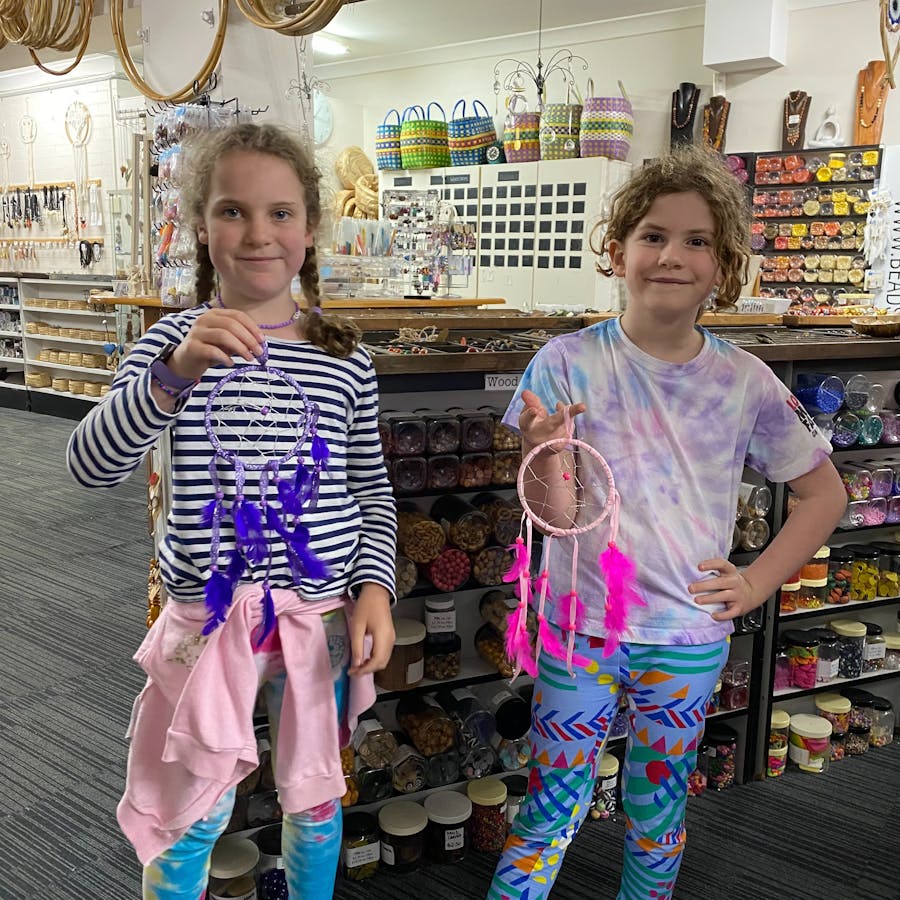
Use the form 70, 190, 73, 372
151, 372, 197, 398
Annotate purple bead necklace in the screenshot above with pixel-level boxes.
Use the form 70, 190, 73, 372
214, 294, 303, 330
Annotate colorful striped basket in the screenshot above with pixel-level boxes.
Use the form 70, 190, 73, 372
540, 101, 582, 160
502, 96, 541, 163
448, 99, 497, 166
580, 80, 634, 161
399, 103, 451, 169
375, 109, 403, 171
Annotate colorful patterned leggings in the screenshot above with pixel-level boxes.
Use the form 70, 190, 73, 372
489, 635, 729, 900
141, 610, 350, 900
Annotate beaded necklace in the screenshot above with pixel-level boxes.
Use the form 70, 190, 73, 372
214, 294, 302, 330
858, 72, 889, 129
702, 99, 730, 151
671, 87, 699, 129
783, 92, 810, 147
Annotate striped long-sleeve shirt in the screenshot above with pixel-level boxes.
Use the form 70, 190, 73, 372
67, 305, 397, 604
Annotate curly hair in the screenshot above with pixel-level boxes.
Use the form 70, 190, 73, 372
590, 144, 751, 310
180, 123, 360, 358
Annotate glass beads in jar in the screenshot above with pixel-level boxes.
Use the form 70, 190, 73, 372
430, 495, 491, 553
390, 742, 427, 795
378, 801, 428, 873
688, 741, 708, 796
773, 641, 791, 691
815, 692, 851, 733
826, 547, 854, 605
846, 724, 870, 755
341, 812, 381, 882
375, 618, 426, 692
830, 730, 846, 762
783, 629, 819, 689
720, 659, 750, 710
789, 713, 832, 774
705, 722, 737, 791
800, 545, 830, 580
423, 412, 460, 455
872, 542, 900, 598
424, 791, 472, 865
830, 619, 866, 679
869, 698, 894, 747
863, 621, 886, 672
424, 597, 461, 680
396, 694, 457, 758
381, 412, 426, 457
770, 708, 790, 750
467, 777, 508, 852
884, 634, 900, 670
779, 577, 801, 614
848, 545, 879, 601
590, 753, 620, 820
813, 629, 840, 682
798, 577, 828, 609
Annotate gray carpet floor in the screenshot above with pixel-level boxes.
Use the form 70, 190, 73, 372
1, 405, 898, 900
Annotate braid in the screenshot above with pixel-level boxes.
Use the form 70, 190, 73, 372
299, 245, 361, 359
194, 241, 216, 306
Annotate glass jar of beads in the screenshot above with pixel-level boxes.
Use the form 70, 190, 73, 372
870, 698, 895, 748
770, 708, 790, 751
784, 629, 820, 689
863, 621, 886, 672
424, 791, 472, 865
789, 713, 832, 774
720, 659, 750, 710
813, 629, 840, 683
341, 812, 381, 882
830, 730, 846, 762
424, 597, 461, 680
830, 619, 866, 679
884, 634, 900, 670
848, 545, 880, 601
846, 724, 871, 756
773, 641, 791, 691
467, 778, 508, 852
378, 801, 428, 873
815, 692, 851, 733
826, 547, 854, 605
688, 741, 709, 796
705, 722, 737, 791
779, 577, 801, 614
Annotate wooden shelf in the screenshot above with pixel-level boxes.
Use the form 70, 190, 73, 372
23, 333, 107, 347
29, 360, 114, 377
21, 306, 107, 317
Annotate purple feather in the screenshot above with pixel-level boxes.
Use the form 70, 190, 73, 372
291, 541, 330, 580
200, 497, 221, 529
225, 547, 246, 583
306, 471, 321, 509
311, 434, 330, 469
293, 463, 310, 501
276, 477, 305, 517
233, 499, 267, 564
202, 568, 234, 635
254, 583, 277, 647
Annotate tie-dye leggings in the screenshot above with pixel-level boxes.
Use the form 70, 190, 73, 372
141, 610, 350, 900
489, 635, 730, 900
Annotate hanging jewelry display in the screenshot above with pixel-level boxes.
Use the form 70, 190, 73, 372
285, 36, 330, 148
670, 82, 700, 147
854, 60, 891, 145
65, 100, 92, 231
18, 108, 36, 188
701, 95, 730, 152
781, 90, 811, 150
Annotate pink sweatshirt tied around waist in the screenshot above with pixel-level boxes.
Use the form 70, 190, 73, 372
117, 584, 374, 865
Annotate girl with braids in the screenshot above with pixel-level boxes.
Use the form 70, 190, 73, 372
67, 123, 397, 898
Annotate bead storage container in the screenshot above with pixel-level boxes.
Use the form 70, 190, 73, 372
376, 618, 426, 692
783, 629, 820, 690
872, 542, 900, 598
705, 722, 738, 791
591, 753, 620, 820
341, 812, 381, 882
827, 547, 854, 605
492, 733, 530, 772
467, 777, 508, 852
798, 576, 828, 609
870, 698, 894, 747
720, 659, 750, 710
208, 836, 259, 900
424, 597, 461, 680
848, 545, 880, 601
423, 411, 461, 455
424, 790, 472, 864
391, 742, 428, 794
474, 623, 514, 678
256, 823, 289, 900
378, 801, 428, 873
396, 694, 458, 759
475, 683, 532, 741
440, 687, 497, 745
846, 724, 871, 755
770, 708, 791, 751
813, 629, 840, 682
431, 495, 491, 553
391, 456, 428, 495
451, 408, 495, 453
795, 373, 845, 414
884, 634, 900, 670
427, 455, 460, 491
774, 641, 791, 691
830, 730, 846, 761
830, 618, 867, 679
800, 545, 831, 581
380, 412, 427, 457
449, 708, 497, 781
502, 774, 528, 834
863, 621, 886, 672
789, 713, 832, 774
816, 693, 852, 733
779, 576, 802, 614
707, 678, 722, 715
472, 492, 523, 546
688, 741, 709, 796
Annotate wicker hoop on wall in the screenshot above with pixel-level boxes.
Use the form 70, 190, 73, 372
29, 0, 92, 77
111, 0, 228, 102
234, 0, 344, 37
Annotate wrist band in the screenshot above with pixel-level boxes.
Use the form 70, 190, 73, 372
151, 372, 197, 399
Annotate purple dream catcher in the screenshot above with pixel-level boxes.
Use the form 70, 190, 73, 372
201, 342, 329, 643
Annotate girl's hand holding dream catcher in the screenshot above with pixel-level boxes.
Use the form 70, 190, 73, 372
505, 391, 645, 678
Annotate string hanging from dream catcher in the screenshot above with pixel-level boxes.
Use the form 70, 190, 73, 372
201, 342, 331, 644
65, 100, 94, 229
504, 410, 645, 678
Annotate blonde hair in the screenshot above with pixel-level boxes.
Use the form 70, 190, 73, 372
591, 144, 751, 309
181, 123, 360, 358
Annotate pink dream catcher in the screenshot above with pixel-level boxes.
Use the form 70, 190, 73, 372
504, 412, 645, 678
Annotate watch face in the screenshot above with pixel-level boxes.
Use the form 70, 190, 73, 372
487, 145, 501, 162
313, 90, 334, 147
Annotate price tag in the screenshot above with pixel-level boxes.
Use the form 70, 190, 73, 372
787, 114, 801, 125
485, 372, 522, 391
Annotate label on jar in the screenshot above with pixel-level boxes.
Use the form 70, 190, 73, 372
865, 642, 886, 661
489, 687, 516, 712
789, 741, 823, 770
426, 609, 457, 633
444, 826, 465, 851
344, 842, 380, 868
817, 657, 839, 680
351, 719, 382, 752
406, 657, 425, 685
380, 840, 396, 866
452, 687, 477, 703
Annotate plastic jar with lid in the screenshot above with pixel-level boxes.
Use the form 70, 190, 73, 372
378, 801, 428, 873
375, 618, 426, 692
884, 634, 900, 669
492, 449, 522, 486
448, 708, 497, 781
502, 774, 528, 834
872, 542, 900, 598
474, 683, 532, 741
800, 545, 831, 580
870, 698, 895, 747
424, 597, 461, 680
783, 629, 820, 689
590, 754, 620, 820
351, 714, 399, 769
424, 411, 461, 455
449, 408, 495, 452
848, 545, 880, 601
472, 492, 523, 546
492, 733, 530, 772
208, 836, 259, 900
467, 777, 508, 852
391, 456, 428, 495
770, 709, 791, 750
341, 812, 381, 881
474, 623, 514, 678
423, 747, 461, 788
256, 823, 287, 899
830, 619, 867, 678
779, 578, 801, 614
426, 454, 460, 491
721, 659, 750, 710
773, 641, 791, 691
826, 547, 854, 604
738, 482, 773, 518
813, 629, 840, 682
390, 742, 427, 794
767, 743, 788, 779
431, 495, 491, 552
846, 724, 871, 755
705, 722, 738, 791
424, 791, 472, 864
381, 411, 427, 457
396, 694, 458, 758
789, 713, 832, 774
844, 691, 876, 729
798, 576, 828, 609
815, 693, 852, 733
439, 687, 497, 745
688, 742, 708, 796
738, 517, 770, 551
830, 730, 846, 761
863, 621, 886, 672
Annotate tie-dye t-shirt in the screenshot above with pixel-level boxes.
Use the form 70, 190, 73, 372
504, 317, 831, 646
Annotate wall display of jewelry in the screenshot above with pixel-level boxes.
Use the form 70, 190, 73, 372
750, 144, 882, 312
782, 90, 812, 151
854, 60, 892, 146
670, 82, 701, 147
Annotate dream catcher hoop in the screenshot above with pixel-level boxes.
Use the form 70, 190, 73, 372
201, 343, 330, 643
504, 410, 644, 679
882, 0, 900, 87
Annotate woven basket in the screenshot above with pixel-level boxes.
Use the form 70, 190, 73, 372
580, 79, 633, 161
399, 103, 451, 169
335, 146, 374, 190
375, 109, 403, 171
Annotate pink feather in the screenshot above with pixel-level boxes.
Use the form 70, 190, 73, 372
556, 590, 585, 631
505, 602, 537, 677
537, 615, 569, 662
503, 537, 530, 584
599, 541, 645, 658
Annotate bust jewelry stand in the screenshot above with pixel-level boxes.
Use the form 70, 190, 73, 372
670, 82, 700, 147
782, 90, 811, 151
854, 60, 890, 146
807, 105, 843, 148
701, 95, 730, 152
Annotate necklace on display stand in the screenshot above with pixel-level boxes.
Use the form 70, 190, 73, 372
670, 82, 700, 146
782, 90, 811, 150
854, 59, 890, 144
701, 95, 730, 151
